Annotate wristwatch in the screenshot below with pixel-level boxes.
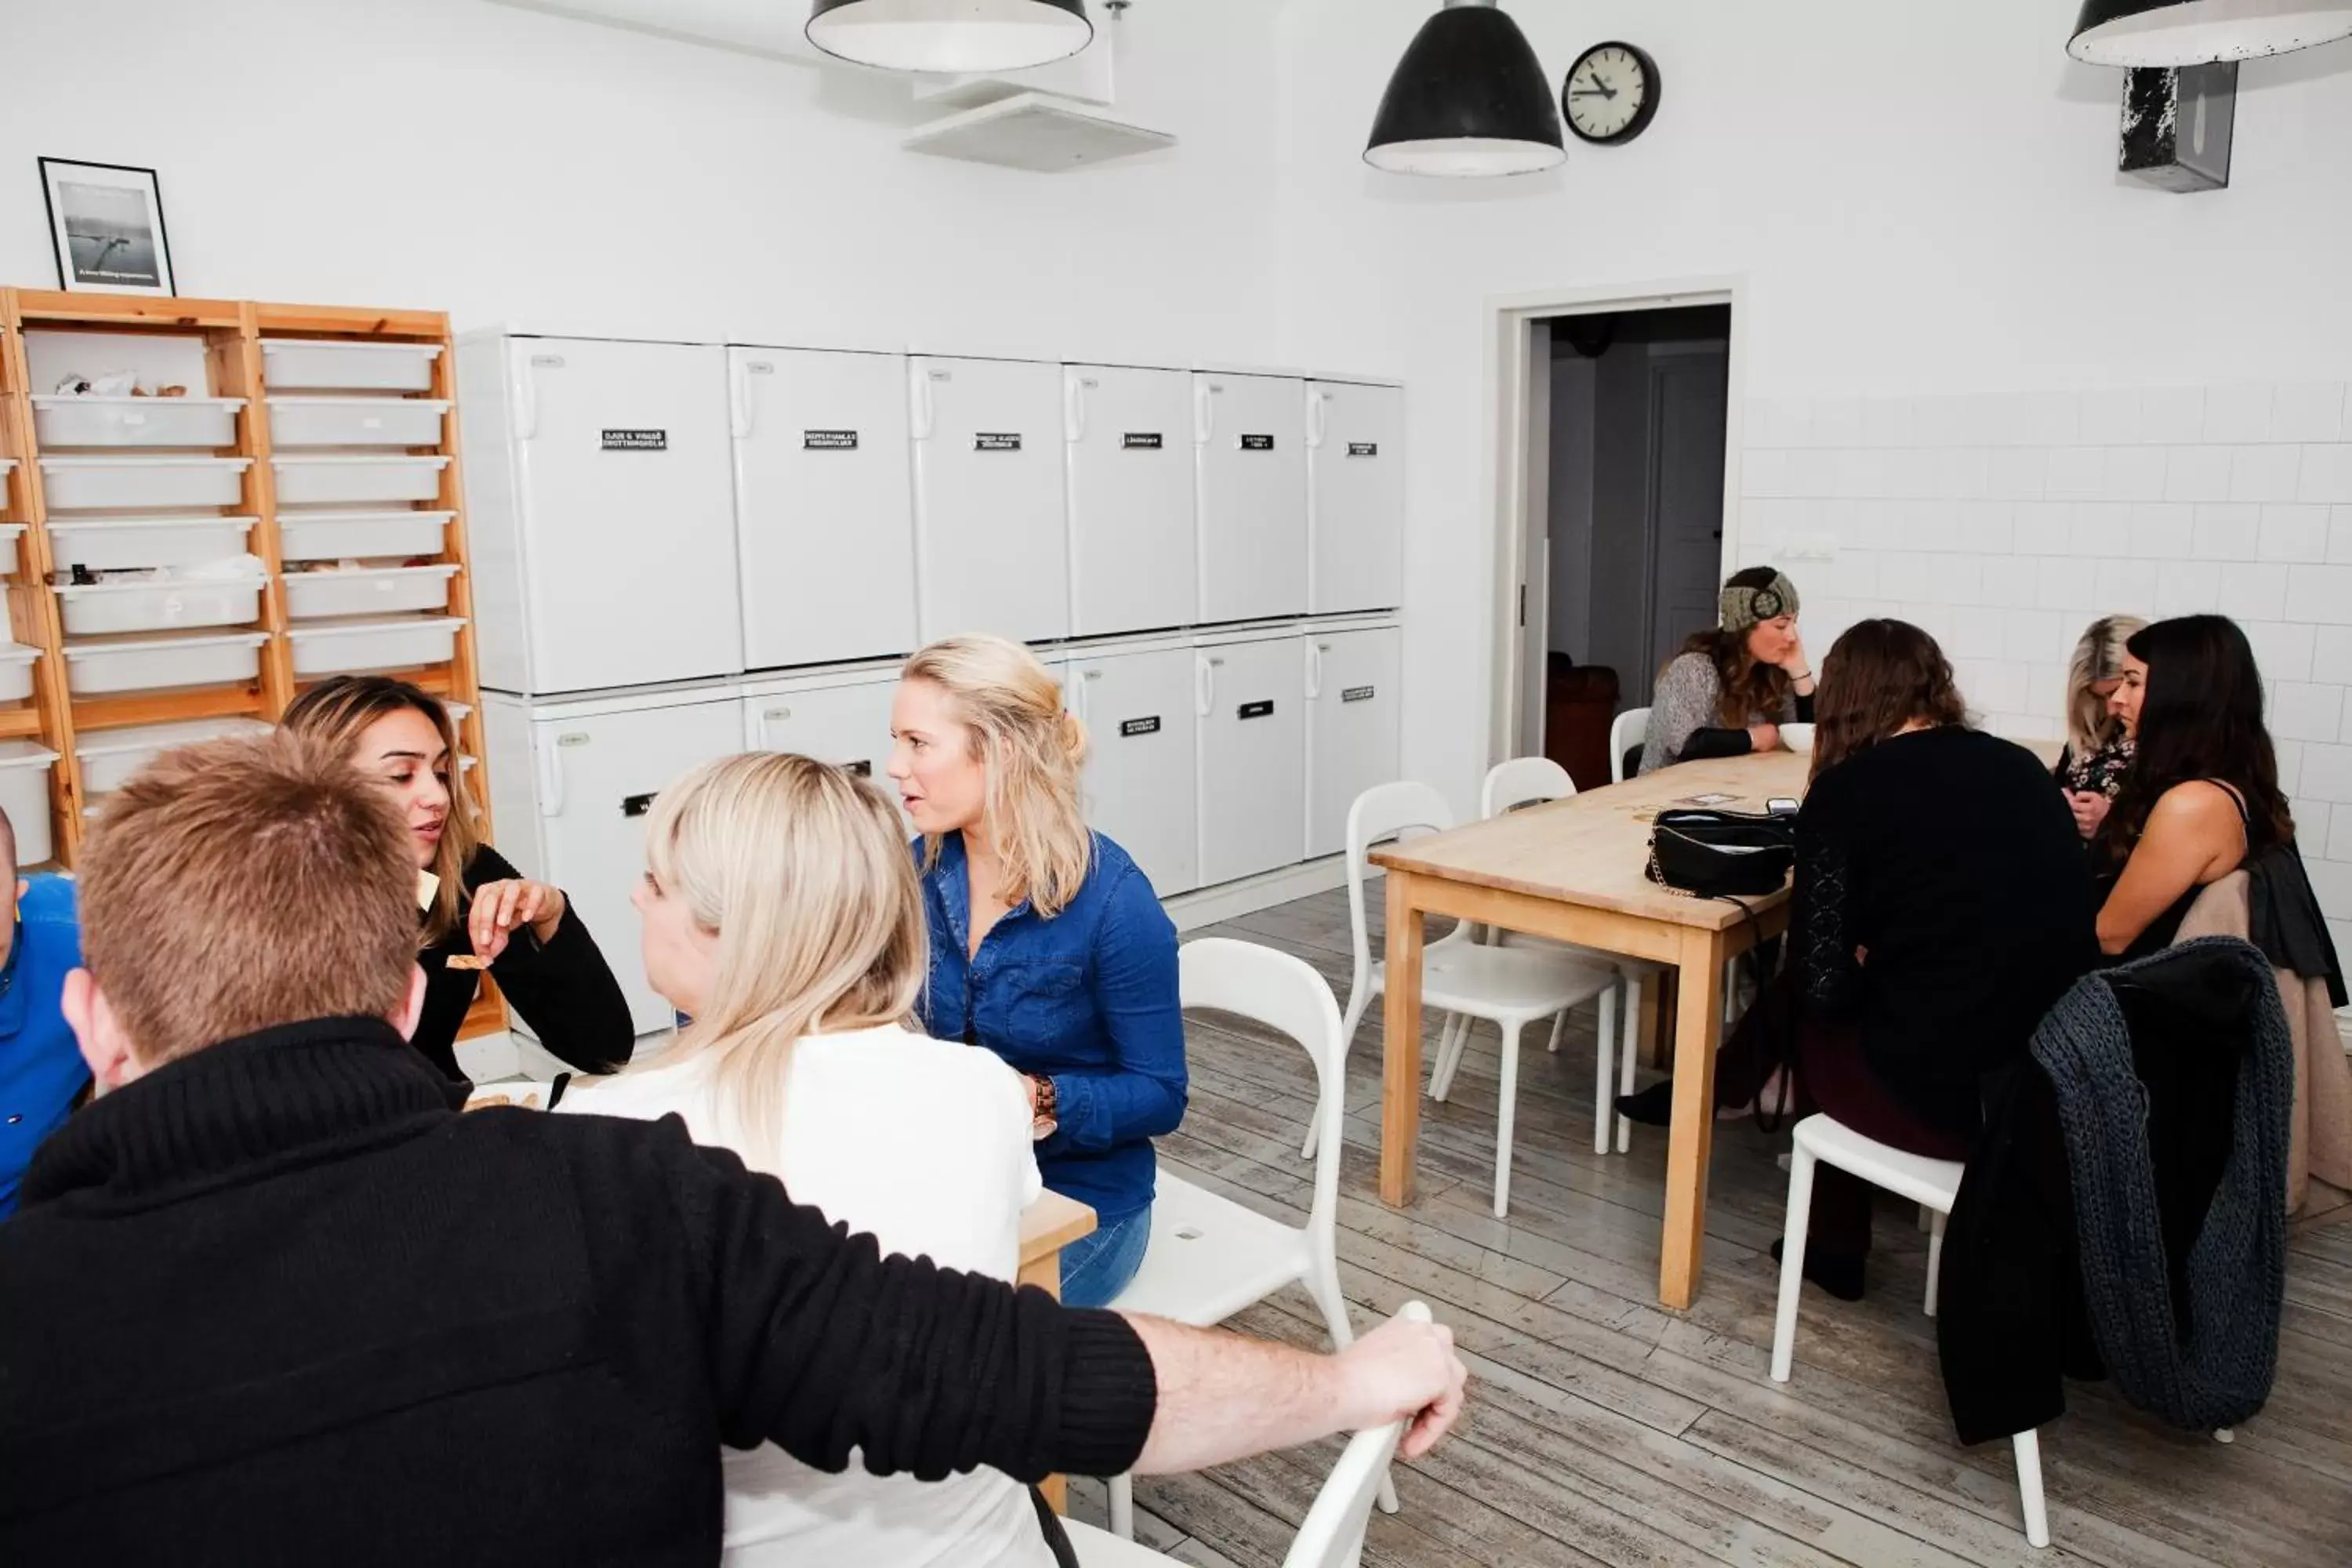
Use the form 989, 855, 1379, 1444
1030, 1075, 1059, 1142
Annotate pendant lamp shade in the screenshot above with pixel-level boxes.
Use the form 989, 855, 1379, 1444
1365, 0, 1565, 177
2069, 0, 2352, 66
807, 0, 1093, 74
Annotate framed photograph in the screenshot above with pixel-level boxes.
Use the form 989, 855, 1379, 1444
38, 158, 175, 296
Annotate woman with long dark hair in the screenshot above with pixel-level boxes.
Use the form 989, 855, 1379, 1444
1621, 620, 2096, 1298
1637, 566, 1815, 774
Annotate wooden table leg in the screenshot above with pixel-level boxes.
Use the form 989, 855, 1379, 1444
1378, 869, 1426, 1208
1658, 929, 1727, 1309
1018, 1250, 1069, 1512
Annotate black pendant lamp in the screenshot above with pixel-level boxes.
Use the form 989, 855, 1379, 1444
2069, 0, 2352, 66
807, 0, 1093, 74
1365, 0, 1565, 176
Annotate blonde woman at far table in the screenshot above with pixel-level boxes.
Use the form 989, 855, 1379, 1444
1639, 566, 1816, 775
562, 751, 1055, 1568
2052, 614, 2145, 842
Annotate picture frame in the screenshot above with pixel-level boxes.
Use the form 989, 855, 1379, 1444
38, 158, 175, 296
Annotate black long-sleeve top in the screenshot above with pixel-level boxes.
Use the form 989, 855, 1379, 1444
1791, 727, 2100, 1138
413, 843, 635, 1083
0, 1018, 1156, 1565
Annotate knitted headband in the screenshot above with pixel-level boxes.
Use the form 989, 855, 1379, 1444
1720, 572, 1799, 634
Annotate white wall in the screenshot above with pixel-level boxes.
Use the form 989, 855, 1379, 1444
0, 0, 1287, 366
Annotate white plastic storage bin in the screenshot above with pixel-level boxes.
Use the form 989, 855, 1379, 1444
277, 509, 449, 561
267, 397, 449, 448
31, 395, 245, 449
64, 631, 268, 696
56, 575, 264, 636
284, 564, 458, 619
271, 455, 449, 505
76, 718, 273, 796
0, 523, 24, 576
286, 615, 464, 677
0, 642, 38, 703
261, 339, 441, 392
39, 456, 250, 510
0, 745, 59, 865
47, 515, 256, 572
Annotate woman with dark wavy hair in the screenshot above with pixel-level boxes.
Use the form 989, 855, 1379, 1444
1622, 620, 2096, 1299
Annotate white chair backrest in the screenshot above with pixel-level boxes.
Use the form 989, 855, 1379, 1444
1180, 937, 1349, 1262
1342, 781, 1454, 993
1480, 755, 1575, 820
1279, 1301, 1434, 1568
1609, 707, 1651, 784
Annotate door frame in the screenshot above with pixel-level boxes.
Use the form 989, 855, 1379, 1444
1483, 275, 1748, 768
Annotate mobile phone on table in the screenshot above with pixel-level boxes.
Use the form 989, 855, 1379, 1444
1766, 797, 1799, 816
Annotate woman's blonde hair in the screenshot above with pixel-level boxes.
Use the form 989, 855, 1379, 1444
902, 634, 1094, 917
278, 675, 480, 946
2065, 615, 2147, 758
634, 751, 927, 1148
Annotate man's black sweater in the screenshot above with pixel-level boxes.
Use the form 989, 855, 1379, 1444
0, 1018, 1156, 1565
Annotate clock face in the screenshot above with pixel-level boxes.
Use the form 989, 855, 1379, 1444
1564, 44, 1659, 145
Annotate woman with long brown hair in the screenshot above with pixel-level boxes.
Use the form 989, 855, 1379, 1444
1621, 620, 2096, 1299
1638, 566, 1816, 774
280, 675, 633, 1082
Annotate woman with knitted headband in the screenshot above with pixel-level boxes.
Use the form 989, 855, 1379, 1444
1637, 566, 1816, 775
890, 633, 1185, 1308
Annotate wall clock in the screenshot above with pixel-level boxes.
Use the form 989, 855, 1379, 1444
1563, 42, 1660, 146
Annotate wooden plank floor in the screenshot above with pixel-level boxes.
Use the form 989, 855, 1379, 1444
1060, 886, 2352, 1567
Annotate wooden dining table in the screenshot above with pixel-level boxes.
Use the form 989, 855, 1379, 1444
1372, 750, 1811, 1310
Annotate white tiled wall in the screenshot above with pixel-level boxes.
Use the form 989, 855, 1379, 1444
1740, 383, 2352, 962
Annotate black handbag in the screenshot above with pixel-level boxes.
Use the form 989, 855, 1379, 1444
1645, 808, 1795, 898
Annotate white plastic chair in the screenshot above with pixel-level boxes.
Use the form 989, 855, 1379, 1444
1301, 781, 1617, 1217
1772, 1113, 2049, 1550
1105, 938, 1396, 1536
1609, 706, 1650, 784
1067, 1304, 1432, 1568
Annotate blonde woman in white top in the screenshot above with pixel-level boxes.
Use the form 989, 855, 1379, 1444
561, 751, 1051, 1568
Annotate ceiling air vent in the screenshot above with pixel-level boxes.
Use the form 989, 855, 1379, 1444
901, 91, 1174, 171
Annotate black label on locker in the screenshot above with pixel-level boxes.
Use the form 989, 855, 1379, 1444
1237, 699, 1275, 720
601, 428, 667, 451
1120, 715, 1162, 737
1239, 433, 1275, 452
1341, 684, 1375, 702
975, 432, 1023, 452
621, 793, 657, 818
1347, 441, 1378, 457
804, 429, 859, 450
842, 760, 873, 778
1122, 432, 1164, 449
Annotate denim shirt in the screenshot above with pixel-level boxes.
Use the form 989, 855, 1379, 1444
915, 831, 1185, 1221
0, 876, 85, 1220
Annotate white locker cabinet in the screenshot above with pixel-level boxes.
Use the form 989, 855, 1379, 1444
1304, 620, 1403, 860
1306, 381, 1405, 614
1066, 638, 1200, 898
1064, 365, 1196, 637
1193, 372, 1308, 626
731, 347, 917, 671
482, 684, 743, 1037
459, 334, 740, 695
740, 669, 898, 784
909, 356, 1069, 645
1194, 626, 1306, 887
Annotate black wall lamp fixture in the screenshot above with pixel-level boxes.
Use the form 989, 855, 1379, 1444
1364, 0, 1565, 176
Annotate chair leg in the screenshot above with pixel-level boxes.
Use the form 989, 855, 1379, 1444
1769, 1143, 1817, 1383
1592, 982, 1617, 1154
1616, 972, 1640, 1153
1494, 1021, 1525, 1218
1305, 982, 1374, 1161
1431, 1014, 1471, 1103
1925, 1210, 1947, 1319
1109, 1472, 1134, 1540
2012, 1428, 2050, 1548
1301, 1258, 1398, 1512
1722, 957, 1740, 1024
1546, 1009, 1567, 1054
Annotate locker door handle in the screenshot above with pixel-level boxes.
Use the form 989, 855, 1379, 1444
728, 355, 754, 441
1305, 641, 1324, 699
758, 706, 789, 750
1192, 379, 1214, 445
512, 347, 539, 442
1063, 373, 1087, 444
537, 736, 564, 818
909, 361, 935, 440
1194, 655, 1213, 717
1073, 668, 1098, 724
1305, 387, 1328, 448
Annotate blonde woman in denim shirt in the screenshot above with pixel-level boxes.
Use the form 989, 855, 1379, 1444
891, 634, 1185, 1308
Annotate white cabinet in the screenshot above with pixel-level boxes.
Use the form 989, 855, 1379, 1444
1304, 619, 1402, 859
482, 684, 744, 1036
1307, 380, 1404, 614
1067, 637, 1199, 897
1193, 372, 1307, 625
1064, 365, 1196, 637
739, 666, 898, 786
1194, 626, 1305, 887
459, 334, 740, 695
731, 347, 916, 671
909, 356, 1069, 645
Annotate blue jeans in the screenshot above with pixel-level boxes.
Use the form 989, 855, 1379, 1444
1055, 1203, 1152, 1308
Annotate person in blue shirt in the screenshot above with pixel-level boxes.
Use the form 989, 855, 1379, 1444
0, 808, 85, 1220
890, 634, 1185, 1308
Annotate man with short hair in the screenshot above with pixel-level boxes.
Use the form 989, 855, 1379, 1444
0, 808, 83, 1220
0, 733, 1464, 1565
